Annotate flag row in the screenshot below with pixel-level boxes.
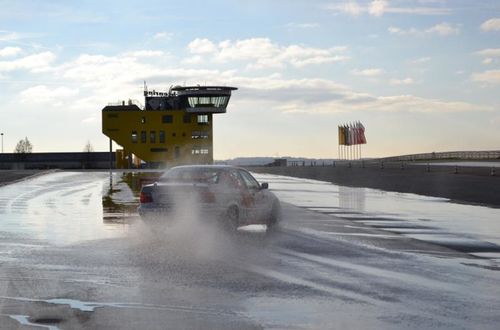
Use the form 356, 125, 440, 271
338, 121, 366, 146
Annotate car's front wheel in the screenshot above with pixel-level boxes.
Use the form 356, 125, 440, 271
224, 205, 240, 232
267, 201, 282, 231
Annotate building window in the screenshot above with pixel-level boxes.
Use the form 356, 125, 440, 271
192, 147, 210, 155
191, 131, 209, 139
141, 116, 146, 124
131, 131, 138, 143
162, 115, 173, 123
197, 115, 209, 124
150, 130, 156, 143
183, 114, 191, 124
141, 130, 147, 143
150, 147, 168, 152
159, 130, 165, 143
188, 96, 228, 108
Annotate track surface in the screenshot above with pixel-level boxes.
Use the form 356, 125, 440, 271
0, 171, 499, 329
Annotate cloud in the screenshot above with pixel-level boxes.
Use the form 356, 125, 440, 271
57, 53, 153, 88
326, 1, 450, 17
480, 18, 500, 32
225, 75, 489, 114
286, 22, 320, 29
123, 50, 165, 58
388, 26, 421, 36
389, 22, 460, 36
44, 48, 485, 114
369, 0, 388, 17
385, 6, 450, 15
475, 48, 500, 58
0, 31, 24, 42
482, 58, 493, 65
19, 85, 79, 106
471, 70, 500, 84
188, 37, 349, 69
425, 22, 460, 36
0, 51, 55, 72
0, 30, 43, 41
153, 31, 174, 40
351, 68, 384, 76
475, 48, 500, 65
390, 78, 415, 85
187, 38, 217, 54
7, 39, 489, 117
331, 1, 363, 16
411, 56, 431, 64
0, 46, 22, 57
182, 55, 203, 65
81, 116, 96, 124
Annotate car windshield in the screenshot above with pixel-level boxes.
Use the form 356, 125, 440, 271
160, 167, 220, 184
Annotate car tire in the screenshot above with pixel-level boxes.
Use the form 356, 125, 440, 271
225, 205, 240, 232
267, 201, 282, 231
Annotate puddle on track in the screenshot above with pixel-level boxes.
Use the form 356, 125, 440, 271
0, 171, 147, 245
253, 173, 500, 257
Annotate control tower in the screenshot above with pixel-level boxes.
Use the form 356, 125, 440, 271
102, 84, 237, 168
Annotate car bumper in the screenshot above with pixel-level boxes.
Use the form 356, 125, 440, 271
138, 203, 225, 221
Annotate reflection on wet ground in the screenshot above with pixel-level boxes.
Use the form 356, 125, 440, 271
253, 173, 500, 258
0, 171, 162, 245
0, 172, 115, 244
102, 171, 160, 224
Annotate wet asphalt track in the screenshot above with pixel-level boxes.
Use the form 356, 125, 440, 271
0, 171, 499, 329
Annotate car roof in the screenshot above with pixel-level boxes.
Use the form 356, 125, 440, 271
167, 165, 247, 172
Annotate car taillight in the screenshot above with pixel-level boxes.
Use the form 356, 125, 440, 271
140, 191, 153, 203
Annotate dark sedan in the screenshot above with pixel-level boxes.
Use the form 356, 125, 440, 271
138, 165, 281, 231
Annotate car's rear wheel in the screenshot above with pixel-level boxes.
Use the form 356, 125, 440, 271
225, 205, 240, 232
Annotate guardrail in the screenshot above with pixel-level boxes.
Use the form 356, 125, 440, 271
379, 150, 500, 162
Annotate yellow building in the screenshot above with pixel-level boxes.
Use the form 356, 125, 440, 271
102, 85, 237, 168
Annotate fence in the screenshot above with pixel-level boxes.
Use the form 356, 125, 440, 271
379, 150, 500, 162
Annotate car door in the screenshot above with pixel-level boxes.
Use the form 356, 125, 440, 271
237, 169, 270, 222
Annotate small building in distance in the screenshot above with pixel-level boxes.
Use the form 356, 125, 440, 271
102, 84, 237, 168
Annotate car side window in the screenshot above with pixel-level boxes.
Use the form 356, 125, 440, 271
229, 170, 245, 189
218, 170, 244, 189
238, 170, 260, 190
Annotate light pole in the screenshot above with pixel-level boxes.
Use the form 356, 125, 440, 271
1, 133, 3, 153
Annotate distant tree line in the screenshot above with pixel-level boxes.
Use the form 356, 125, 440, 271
14, 137, 33, 154
11, 138, 95, 154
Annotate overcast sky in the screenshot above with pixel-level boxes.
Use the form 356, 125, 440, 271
0, 0, 499, 159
